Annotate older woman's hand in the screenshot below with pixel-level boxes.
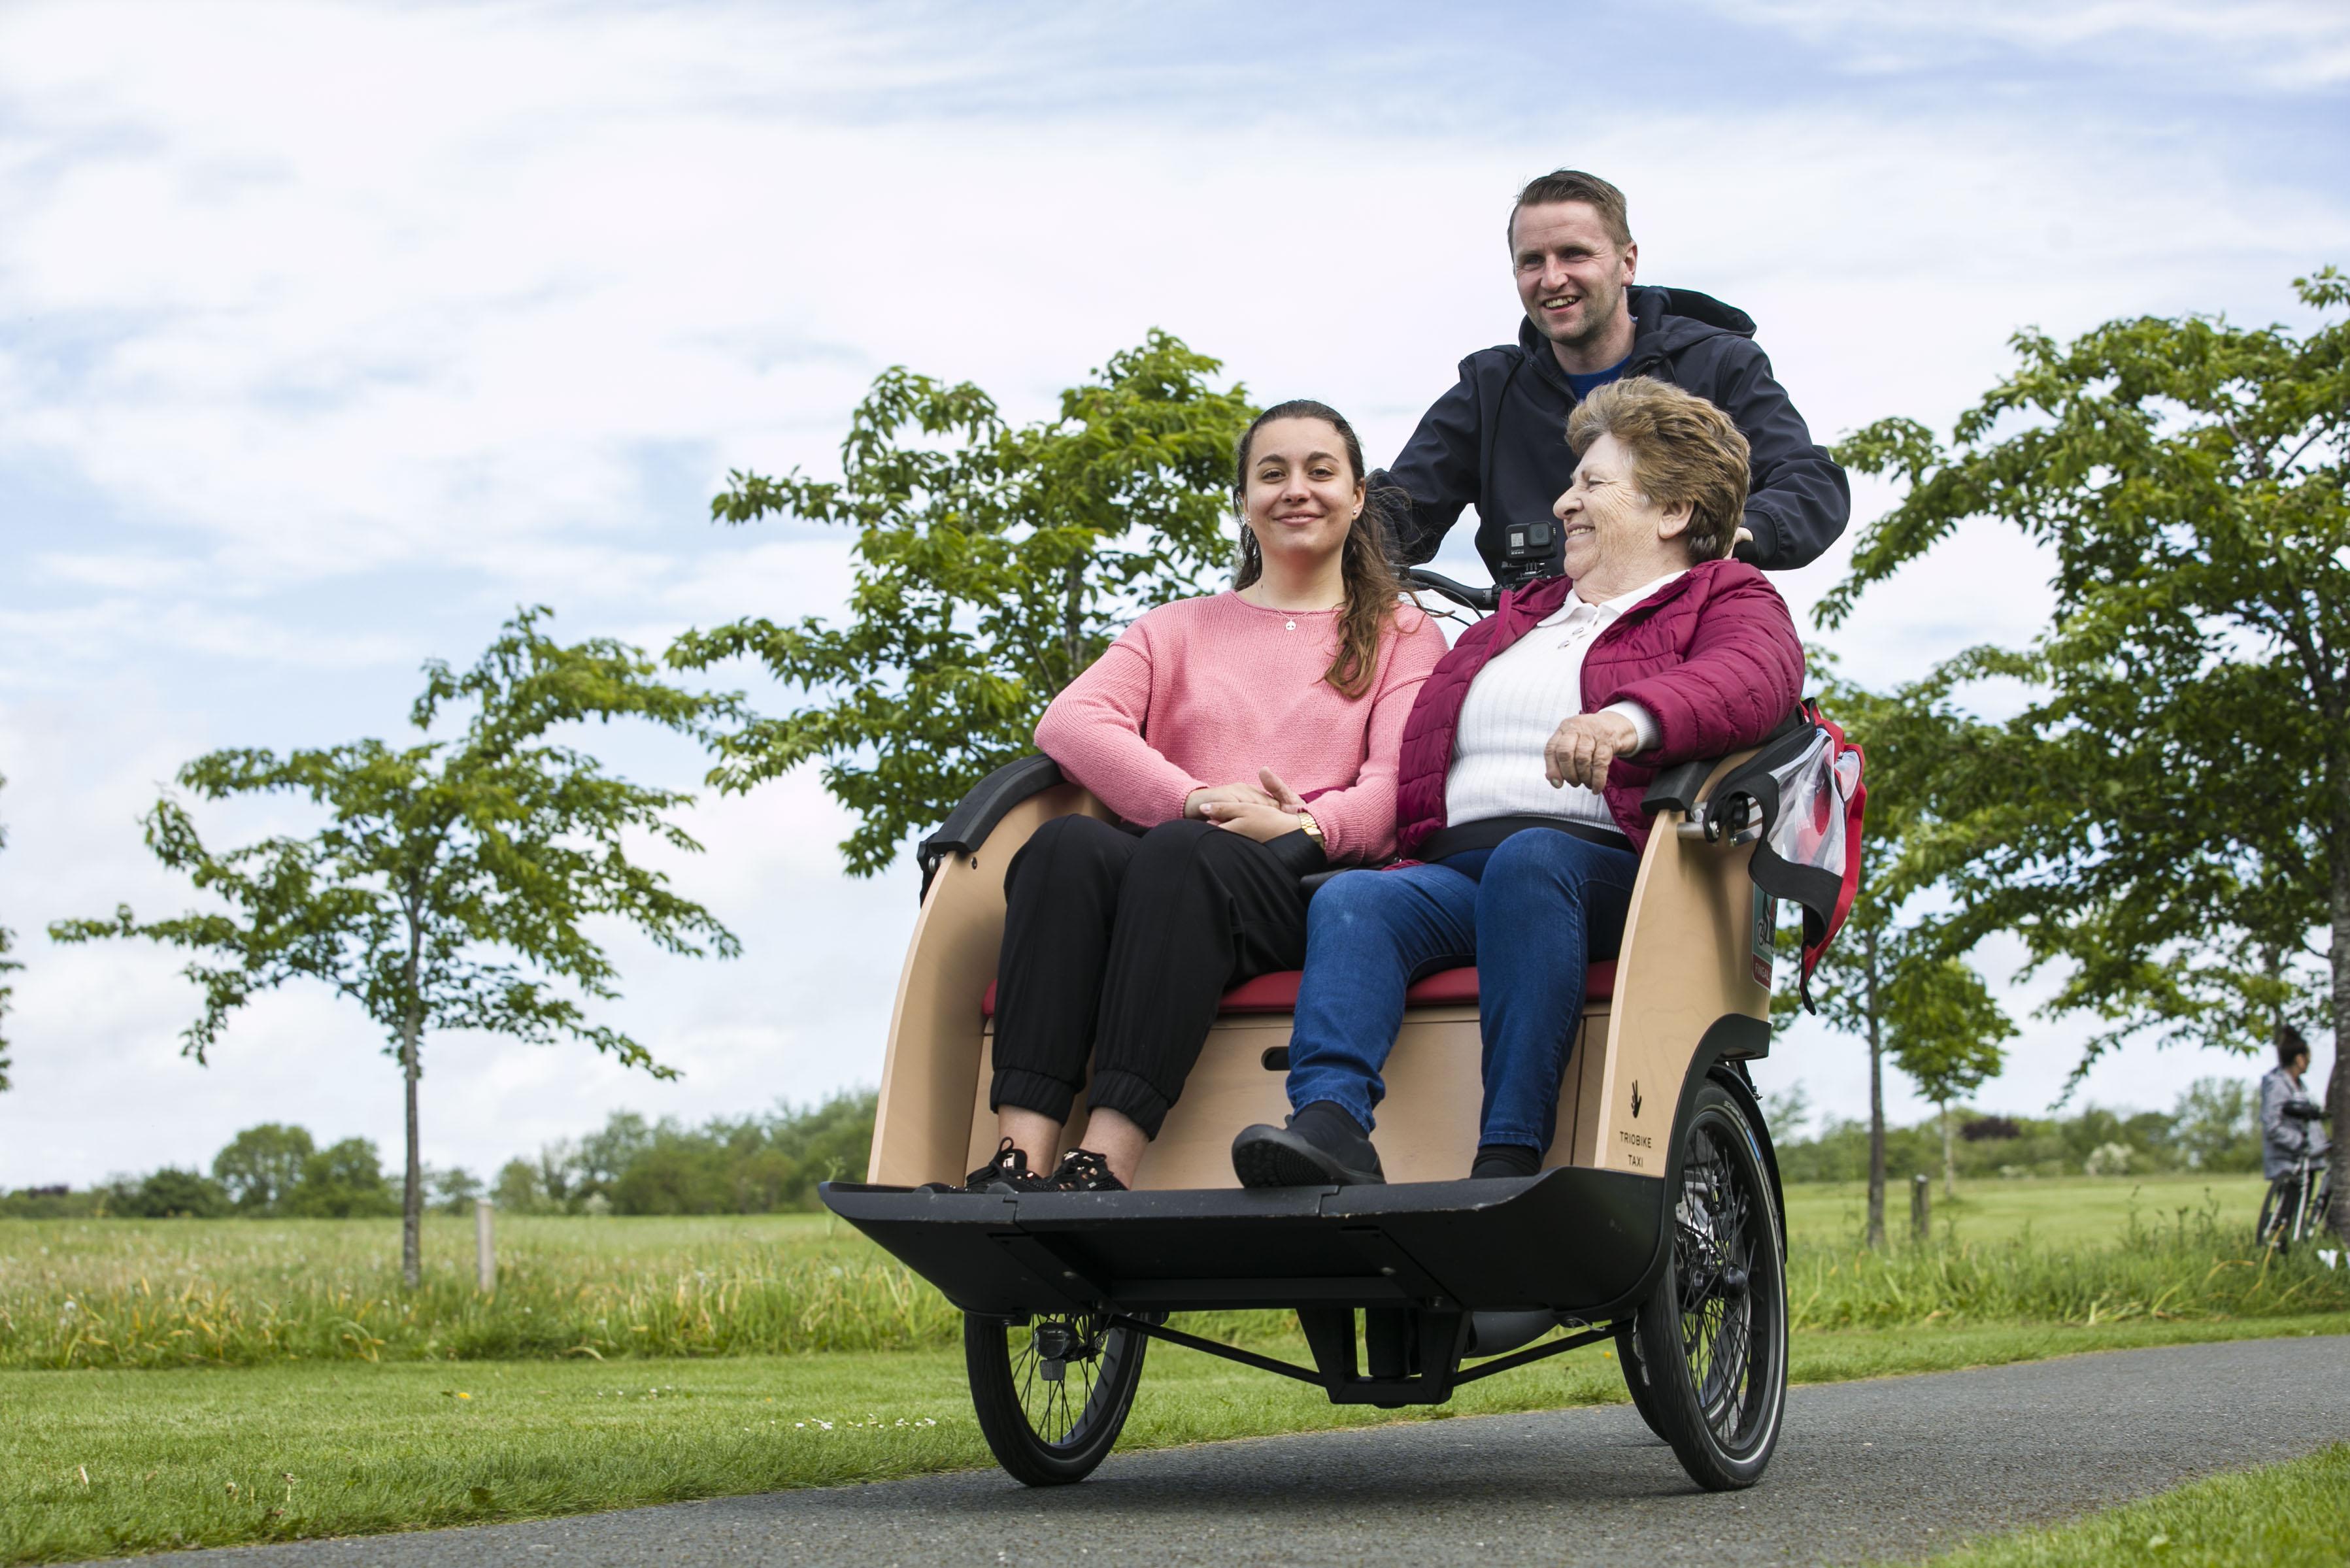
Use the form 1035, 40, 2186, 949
1546, 710, 1641, 792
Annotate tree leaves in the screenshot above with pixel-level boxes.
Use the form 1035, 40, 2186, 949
673, 331, 1255, 874
1822, 269, 2348, 1084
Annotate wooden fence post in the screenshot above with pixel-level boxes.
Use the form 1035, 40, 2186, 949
476, 1197, 495, 1293
1910, 1173, 1930, 1242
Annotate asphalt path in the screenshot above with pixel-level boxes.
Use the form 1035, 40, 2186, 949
155, 1337, 2349, 1567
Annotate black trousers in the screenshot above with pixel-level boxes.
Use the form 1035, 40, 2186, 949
992, 814, 1319, 1139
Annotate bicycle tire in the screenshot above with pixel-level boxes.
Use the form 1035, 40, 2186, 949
964, 1309, 1149, 1486
1634, 1080, 1789, 1491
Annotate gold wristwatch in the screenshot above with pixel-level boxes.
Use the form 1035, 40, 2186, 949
1298, 812, 1324, 845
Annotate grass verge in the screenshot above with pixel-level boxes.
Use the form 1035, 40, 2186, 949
6, 1313, 2346, 1564
1904, 1442, 2350, 1567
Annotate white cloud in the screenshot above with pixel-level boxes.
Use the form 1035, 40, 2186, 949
1706, 0, 2350, 88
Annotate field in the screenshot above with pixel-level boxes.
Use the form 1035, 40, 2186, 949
3, 1173, 2344, 1562
2, 1173, 2335, 1371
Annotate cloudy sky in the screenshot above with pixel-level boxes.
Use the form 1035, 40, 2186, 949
3, 0, 2345, 1190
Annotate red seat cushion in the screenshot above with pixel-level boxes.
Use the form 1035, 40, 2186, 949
979, 960, 1614, 1018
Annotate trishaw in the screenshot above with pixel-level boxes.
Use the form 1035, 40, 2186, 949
820, 569, 1809, 1495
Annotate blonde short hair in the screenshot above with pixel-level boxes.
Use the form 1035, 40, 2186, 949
1566, 378, 1750, 561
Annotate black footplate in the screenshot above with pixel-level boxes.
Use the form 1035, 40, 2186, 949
819, 1167, 1665, 1320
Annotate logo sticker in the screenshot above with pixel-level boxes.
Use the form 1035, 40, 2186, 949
1629, 1080, 1643, 1118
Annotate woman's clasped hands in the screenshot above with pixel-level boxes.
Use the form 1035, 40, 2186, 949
1191, 768, 1314, 843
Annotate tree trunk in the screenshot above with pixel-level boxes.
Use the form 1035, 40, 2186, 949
1865, 927, 1887, 1250
1941, 1102, 1957, 1202
401, 1006, 423, 1289
2328, 810, 2350, 1246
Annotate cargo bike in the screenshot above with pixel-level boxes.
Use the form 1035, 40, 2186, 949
822, 569, 1856, 1495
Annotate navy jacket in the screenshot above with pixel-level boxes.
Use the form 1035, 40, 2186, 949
1381, 286, 1851, 574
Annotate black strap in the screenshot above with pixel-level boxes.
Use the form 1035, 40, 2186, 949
1418, 814, 1632, 863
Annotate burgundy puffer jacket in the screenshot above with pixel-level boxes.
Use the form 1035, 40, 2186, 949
1395, 559, 1804, 856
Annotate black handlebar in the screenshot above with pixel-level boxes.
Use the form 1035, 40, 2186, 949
1403, 567, 1498, 615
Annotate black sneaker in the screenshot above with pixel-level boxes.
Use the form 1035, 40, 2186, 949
1232, 1101, 1386, 1188
918, 1138, 1030, 1193
989, 1148, 1128, 1194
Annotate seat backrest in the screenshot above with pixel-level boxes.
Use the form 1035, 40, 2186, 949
870, 773, 1768, 1189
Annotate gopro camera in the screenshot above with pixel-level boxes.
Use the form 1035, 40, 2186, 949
1496, 517, 1565, 589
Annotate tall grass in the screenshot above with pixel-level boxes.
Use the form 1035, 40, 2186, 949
4, 1190, 2341, 1371
1788, 1198, 2349, 1331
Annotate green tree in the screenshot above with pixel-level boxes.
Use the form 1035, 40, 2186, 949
117, 1167, 231, 1218
2168, 1076, 2262, 1173
492, 1158, 548, 1214
1, 771, 18, 1092
1821, 267, 2349, 1241
429, 1165, 483, 1214
51, 609, 742, 1284
284, 1137, 399, 1218
1777, 668, 2008, 1244
211, 1123, 316, 1213
1889, 956, 2016, 1199
671, 332, 1254, 874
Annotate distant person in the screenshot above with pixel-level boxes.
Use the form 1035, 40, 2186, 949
2261, 1026, 2330, 1184
946, 401, 1448, 1195
1379, 169, 1849, 577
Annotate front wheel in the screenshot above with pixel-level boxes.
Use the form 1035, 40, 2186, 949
2258, 1173, 2313, 1252
1615, 1320, 1671, 1442
1635, 1080, 1789, 1491
964, 1310, 1150, 1486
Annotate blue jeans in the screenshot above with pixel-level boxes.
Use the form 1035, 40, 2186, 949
1285, 830, 1639, 1153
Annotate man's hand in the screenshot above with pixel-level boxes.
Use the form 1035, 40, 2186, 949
1545, 710, 1641, 792
1184, 781, 1277, 819
1201, 799, 1306, 843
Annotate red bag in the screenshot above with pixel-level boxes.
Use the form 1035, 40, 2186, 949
1707, 699, 1866, 1010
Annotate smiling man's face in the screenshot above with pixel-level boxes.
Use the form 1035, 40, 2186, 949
1511, 200, 1637, 365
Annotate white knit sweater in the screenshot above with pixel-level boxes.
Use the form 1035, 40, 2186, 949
1442, 574, 1677, 829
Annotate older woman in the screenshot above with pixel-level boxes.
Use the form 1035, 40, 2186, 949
1232, 377, 1805, 1187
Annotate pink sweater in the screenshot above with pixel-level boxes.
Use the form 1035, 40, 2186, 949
1034, 592, 1450, 864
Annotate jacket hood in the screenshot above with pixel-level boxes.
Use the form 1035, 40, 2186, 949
1514, 284, 1757, 384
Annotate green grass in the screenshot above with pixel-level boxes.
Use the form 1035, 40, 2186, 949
7, 1314, 2346, 1565
1904, 1442, 2350, 1567
1783, 1172, 2267, 1250
7, 1176, 2339, 1369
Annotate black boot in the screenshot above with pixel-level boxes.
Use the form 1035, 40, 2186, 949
1231, 1101, 1385, 1188
1469, 1143, 1541, 1180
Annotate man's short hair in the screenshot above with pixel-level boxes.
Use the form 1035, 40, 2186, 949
2279, 1024, 2309, 1068
1508, 169, 1633, 251
1566, 378, 1749, 561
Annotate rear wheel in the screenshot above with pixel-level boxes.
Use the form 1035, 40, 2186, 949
964, 1310, 1150, 1486
1635, 1080, 1788, 1491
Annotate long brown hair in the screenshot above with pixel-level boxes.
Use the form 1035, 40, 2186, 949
1232, 399, 1407, 700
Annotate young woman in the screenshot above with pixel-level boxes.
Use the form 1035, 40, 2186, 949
956, 400, 1449, 1194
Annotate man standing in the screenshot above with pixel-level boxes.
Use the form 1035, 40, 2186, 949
1383, 169, 1850, 575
